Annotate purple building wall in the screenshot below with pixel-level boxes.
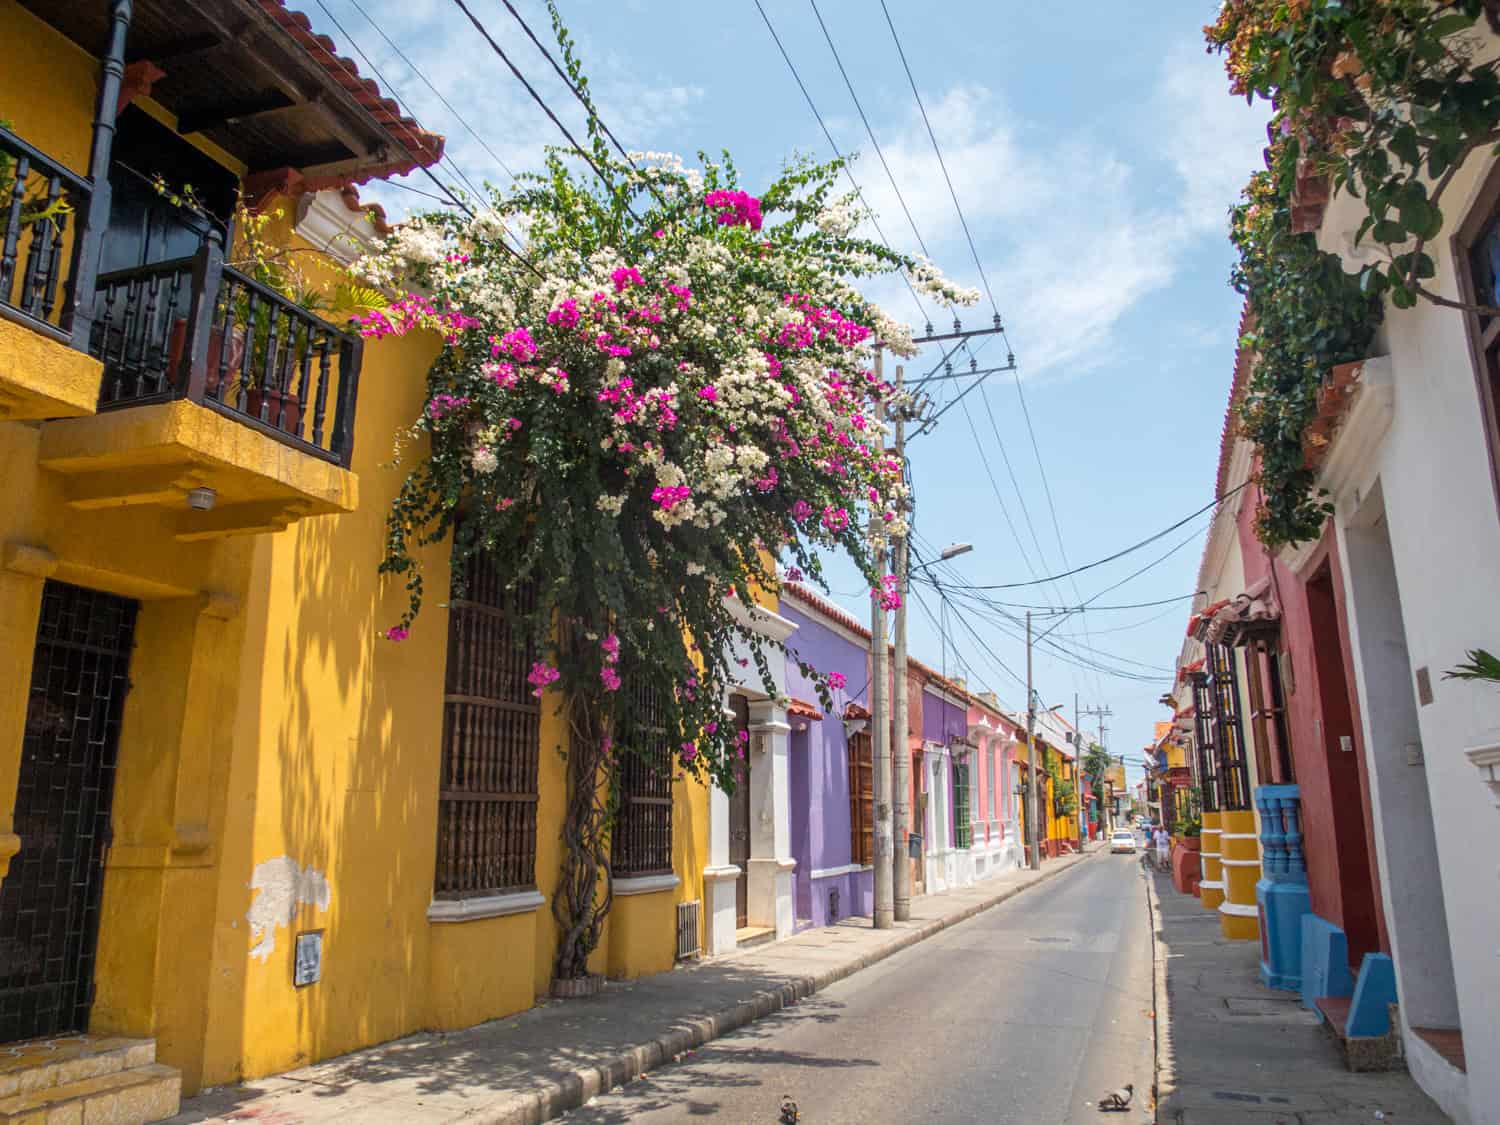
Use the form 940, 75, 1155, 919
781, 602, 874, 928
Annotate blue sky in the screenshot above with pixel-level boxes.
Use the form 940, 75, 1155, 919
307, 0, 1270, 782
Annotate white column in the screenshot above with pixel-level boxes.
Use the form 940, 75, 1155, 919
702, 782, 739, 955
745, 700, 795, 938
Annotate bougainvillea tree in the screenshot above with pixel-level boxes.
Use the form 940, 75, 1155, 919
355, 11, 975, 981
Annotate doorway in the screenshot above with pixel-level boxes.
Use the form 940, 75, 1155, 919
1305, 561, 1382, 965
728, 696, 751, 929
1341, 486, 1460, 1038
0, 581, 138, 1043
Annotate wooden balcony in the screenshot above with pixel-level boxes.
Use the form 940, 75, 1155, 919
0, 125, 106, 419
37, 234, 363, 539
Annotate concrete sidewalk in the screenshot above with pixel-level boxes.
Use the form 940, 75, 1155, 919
172, 848, 1099, 1125
1146, 867, 1448, 1124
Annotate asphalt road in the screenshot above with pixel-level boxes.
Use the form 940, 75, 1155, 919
562, 849, 1156, 1124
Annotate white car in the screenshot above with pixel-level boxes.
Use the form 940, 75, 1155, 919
1110, 829, 1137, 854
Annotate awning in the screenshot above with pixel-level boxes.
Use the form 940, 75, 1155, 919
788, 698, 823, 721
1200, 576, 1280, 646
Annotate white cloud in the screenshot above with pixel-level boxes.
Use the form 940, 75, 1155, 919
839, 45, 1267, 379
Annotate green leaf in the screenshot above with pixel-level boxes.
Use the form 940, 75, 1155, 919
1431, 13, 1474, 38
1372, 219, 1407, 244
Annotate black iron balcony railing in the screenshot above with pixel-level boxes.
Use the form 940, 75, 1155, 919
90, 233, 364, 467
0, 126, 92, 341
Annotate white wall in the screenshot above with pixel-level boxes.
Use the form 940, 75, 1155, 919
1315, 148, 1500, 1124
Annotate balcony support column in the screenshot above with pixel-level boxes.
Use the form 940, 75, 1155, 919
64, 0, 133, 351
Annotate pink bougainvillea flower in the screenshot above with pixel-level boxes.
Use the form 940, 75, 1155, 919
497, 326, 538, 362
791, 499, 814, 522
681, 740, 698, 762
600, 633, 620, 662
871, 574, 901, 611
651, 485, 692, 511
827, 671, 847, 690
600, 666, 622, 692
736, 729, 750, 744
426, 393, 471, 421
384, 626, 409, 642
496, 497, 515, 510
784, 566, 804, 583
611, 266, 645, 293
527, 661, 560, 697
704, 189, 764, 232
546, 298, 581, 329
704, 721, 719, 734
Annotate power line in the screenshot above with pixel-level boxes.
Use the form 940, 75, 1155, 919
877, 0, 1000, 317
808, 0, 932, 260
750, 0, 930, 324
931, 482, 1247, 591
340, 0, 518, 183
494, 0, 642, 178
450, 0, 613, 189
307, 0, 477, 214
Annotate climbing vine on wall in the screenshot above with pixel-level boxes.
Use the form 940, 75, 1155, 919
1208, 0, 1500, 312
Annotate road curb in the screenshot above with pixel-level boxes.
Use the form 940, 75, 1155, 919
482, 850, 1100, 1124
1143, 866, 1175, 1123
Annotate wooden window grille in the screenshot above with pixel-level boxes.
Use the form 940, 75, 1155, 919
848, 729, 874, 866
1208, 644, 1252, 811
434, 552, 539, 899
613, 681, 673, 878
1189, 672, 1219, 813
953, 757, 972, 848
1243, 637, 1296, 785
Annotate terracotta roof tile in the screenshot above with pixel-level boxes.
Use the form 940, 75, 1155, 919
257, 0, 445, 185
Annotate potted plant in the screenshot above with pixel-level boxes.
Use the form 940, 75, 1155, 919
1173, 813, 1203, 850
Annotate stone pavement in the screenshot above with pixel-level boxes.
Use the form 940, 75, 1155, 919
1147, 866, 1449, 1124
171, 847, 1100, 1125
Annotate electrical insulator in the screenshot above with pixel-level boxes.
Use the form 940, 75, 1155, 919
952, 316, 961, 333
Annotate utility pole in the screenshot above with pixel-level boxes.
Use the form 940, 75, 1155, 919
891, 363, 912, 923
870, 350, 893, 930
1081, 703, 1114, 833
1074, 692, 1084, 847
1025, 611, 1040, 871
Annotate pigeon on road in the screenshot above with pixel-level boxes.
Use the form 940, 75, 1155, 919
1098, 1083, 1134, 1112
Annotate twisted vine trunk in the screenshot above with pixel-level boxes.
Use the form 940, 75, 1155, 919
552, 688, 614, 981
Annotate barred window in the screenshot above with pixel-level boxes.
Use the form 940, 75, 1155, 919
848, 729, 873, 866
1208, 644, 1252, 811
434, 552, 539, 899
953, 757, 972, 848
613, 682, 673, 878
1190, 672, 1219, 814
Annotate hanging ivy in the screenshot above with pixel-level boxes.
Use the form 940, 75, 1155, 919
1208, 0, 1500, 313
1228, 136, 1382, 547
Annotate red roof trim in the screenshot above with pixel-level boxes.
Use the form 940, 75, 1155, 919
256, 1, 446, 186
788, 698, 823, 721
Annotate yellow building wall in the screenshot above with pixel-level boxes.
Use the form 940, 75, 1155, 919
1200, 811, 1224, 909
0, 3, 701, 1091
